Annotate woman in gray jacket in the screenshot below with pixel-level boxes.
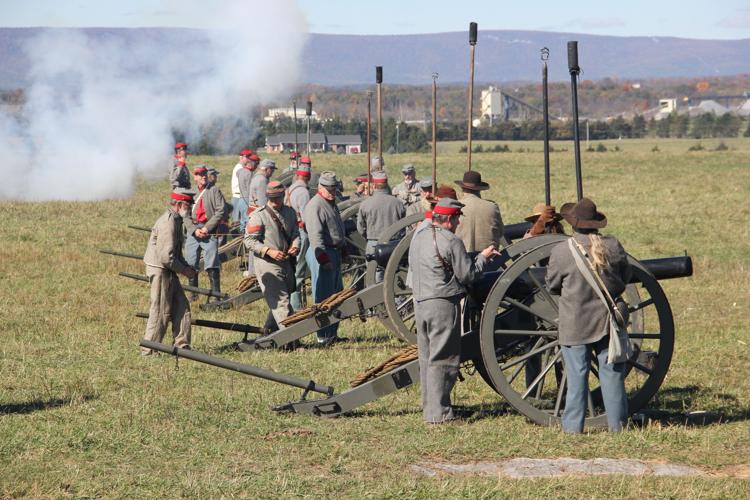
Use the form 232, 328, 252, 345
545, 198, 632, 433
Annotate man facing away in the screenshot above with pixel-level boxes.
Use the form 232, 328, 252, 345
285, 160, 312, 311
454, 170, 504, 252
141, 187, 197, 355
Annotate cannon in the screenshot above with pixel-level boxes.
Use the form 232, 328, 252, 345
141, 233, 692, 426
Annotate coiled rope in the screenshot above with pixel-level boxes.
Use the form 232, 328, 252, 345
236, 275, 258, 293
350, 345, 419, 387
280, 287, 358, 327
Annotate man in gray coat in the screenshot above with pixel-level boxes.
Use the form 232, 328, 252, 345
302, 171, 347, 344
245, 181, 301, 334
185, 165, 227, 299
169, 142, 190, 189
285, 162, 312, 311
249, 159, 276, 209
236, 153, 259, 232
392, 163, 419, 208
454, 170, 505, 252
141, 188, 197, 355
357, 171, 405, 282
409, 198, 499, 423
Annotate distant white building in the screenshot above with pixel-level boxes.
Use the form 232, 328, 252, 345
480, 86, 503, 124
263, 107, 319, 122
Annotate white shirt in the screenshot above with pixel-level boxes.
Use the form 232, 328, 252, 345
231, 163, 243, 198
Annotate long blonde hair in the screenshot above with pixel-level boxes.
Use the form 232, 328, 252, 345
588, 233, 610, 274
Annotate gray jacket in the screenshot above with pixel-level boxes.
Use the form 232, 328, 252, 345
143, 209, 190, 274
244, 204, 300, 261
455, 192, 504, 252
356, 189, 405, 241
249, 173, 269, 207
409, 223, 487, 301
302, 193, 345, 260
186, 183, 227, 234
237, 167, 255, 204
392, 180, 419, 206
546, 233, 632, 346
286, 179, 310, 222
169, 162, 191, 189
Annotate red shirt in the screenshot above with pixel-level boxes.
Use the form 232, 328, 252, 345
195, 187, 208, 223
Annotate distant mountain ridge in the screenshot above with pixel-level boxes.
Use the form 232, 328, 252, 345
1, 27, 749, 89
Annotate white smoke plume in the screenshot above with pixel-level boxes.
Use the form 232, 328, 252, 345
0, 0, 308, 200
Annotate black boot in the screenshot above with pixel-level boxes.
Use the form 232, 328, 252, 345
188, 275, 199, 302
207, 269, 221, 302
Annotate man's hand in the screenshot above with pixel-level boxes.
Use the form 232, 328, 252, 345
480, 245, 501, 260
287, 246, 299, 257
195, 227, 209, 238
182, 267, 197, 279
268, 249, 287, 262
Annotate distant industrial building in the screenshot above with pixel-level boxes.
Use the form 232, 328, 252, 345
263, 107, 319, 122
649, 94, 749, 120
480, 86, 544, 125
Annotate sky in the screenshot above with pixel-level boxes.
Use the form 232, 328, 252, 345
1, 0, 749, 40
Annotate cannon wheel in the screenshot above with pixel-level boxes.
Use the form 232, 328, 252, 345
364, 212, 425, 288
477, 239, 674, 427
339, 204, 368, 289
382, 233, 571, 344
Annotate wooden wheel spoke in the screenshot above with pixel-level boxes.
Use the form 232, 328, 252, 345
495, 329, 558, 337
522, 351, 561, 400
628, 333, 662, 340
500, 339, 558, 370
394, 289, 413, 297
523, 269, 559, 314
627, 359, 654, 375
553, 370, 566, 417
587, 391, 596, 417
501, 296, 558, 326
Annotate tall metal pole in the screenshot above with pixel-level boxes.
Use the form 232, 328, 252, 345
432, 73, 438, 197
467, 22, 478, 171
541, 47, 551, 206
568, 41, 584, 201
293, 100, 299, 154
367, 91, 373, 192
306, 100, 312, 156
376, 66, 383, 163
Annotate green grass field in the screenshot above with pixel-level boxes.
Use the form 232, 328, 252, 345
2, 138, 749, 497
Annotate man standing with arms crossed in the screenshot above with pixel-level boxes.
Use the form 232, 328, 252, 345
140, 187, 197, 355
409, 198, 499, 423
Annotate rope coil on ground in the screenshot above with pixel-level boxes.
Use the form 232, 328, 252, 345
350, 345, 419, 387
236, 275, 258, 293
280, 288, 358, 327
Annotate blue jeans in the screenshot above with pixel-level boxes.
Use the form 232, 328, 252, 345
185, 233, 221, 271
560, 335, 628, 433
305, 246, 343, 341
290, 229, 309, 311
234, 198, 249, 233
231, 196, 242, 224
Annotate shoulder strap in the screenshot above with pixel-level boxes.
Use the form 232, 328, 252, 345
567, 238, 624, 323
191, 188, 207, 217
266, 206, 293, 247
431, 225, 453, 274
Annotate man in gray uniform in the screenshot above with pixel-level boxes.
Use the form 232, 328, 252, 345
454, 170, 505, 252
285, 161, 312, 311
357, 171, 405, 282
392, 163, 419, 208
170, 142, 190, 189
370, 156, 385, 173
245, 181, 301, 333
236, 154, 259, 232
185, 165, 227, 299
302, 171, 347, 344
249, 159, 276, 209
408, 198, 499, 423
141, 187, 197, 355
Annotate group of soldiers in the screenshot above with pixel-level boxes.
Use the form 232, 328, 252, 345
142, 140, 583, 426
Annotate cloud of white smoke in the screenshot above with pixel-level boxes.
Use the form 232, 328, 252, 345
0, 0, 308, 201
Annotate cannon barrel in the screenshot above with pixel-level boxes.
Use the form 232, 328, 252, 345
119, 272, 229, 300
367, 221, 532, 266
135, 312, 263, 334
139, 340, 334, 396
100, 249, 142, 260
469, 255, 693, 303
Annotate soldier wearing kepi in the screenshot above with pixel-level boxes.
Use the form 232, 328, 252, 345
249, 159, 276, 210
184, 165, 227, 300
454, 170, 505, 252
141, 187, 197, 355
286, 151, 301, 173
406, 176, 434, 217
392, 163, 419, 208
353, 173, 370, 199
236, 153, 259, 232
409, 198, 499, 423
231, 149, 253, 225
286, 160, 312, 311
245, 181, 301, 335
170, 142, 190, 189
357, 170, 405, 282
302, 171, 347, 345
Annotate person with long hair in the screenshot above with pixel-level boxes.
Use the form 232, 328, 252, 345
545, 198, 632, 433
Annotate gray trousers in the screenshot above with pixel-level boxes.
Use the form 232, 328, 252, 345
141, 267, 191, 354
290, 229, 309, 311
560, 335, 628, 433
254, 257, 295, 326
415, 295, 462, 423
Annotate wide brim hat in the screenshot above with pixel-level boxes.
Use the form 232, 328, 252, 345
562, 198, 607, 229
524, 203, 563, 223
454, 170, 490, 191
